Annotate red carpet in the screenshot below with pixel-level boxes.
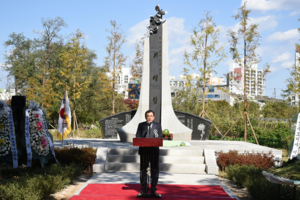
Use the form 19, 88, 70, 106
70, 183, 238, 200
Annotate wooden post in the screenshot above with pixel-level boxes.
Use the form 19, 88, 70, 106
246, 113, 259, 145
75, 114, 80, 137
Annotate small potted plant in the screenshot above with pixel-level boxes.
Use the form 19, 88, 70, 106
163, 129, 169, 140
168, 133, 173, 140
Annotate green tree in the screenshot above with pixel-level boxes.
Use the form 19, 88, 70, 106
183, 11, 226, 118
172, 75, 202, 115
58, 29, 91, 134
282, 18, 300, 110
3, 33, 36, 95
30, 17, 67, 108
228, 1, 270, 141
104, 20, 127, 115
129, 34, 148, 83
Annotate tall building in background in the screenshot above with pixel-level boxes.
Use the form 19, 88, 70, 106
229, 62, 264, 97
291, 46, 300, 106
169, 73, 230, 103
106, 68, 132, 99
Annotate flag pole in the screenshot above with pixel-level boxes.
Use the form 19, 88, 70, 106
63, 87, 67, 146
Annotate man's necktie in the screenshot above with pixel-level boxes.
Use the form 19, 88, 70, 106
146, 122, 152, 138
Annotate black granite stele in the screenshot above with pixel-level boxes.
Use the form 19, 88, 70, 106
11, 96, 27, 163
100, 110, 137, 139
100, 110, 211, 140
149, 11, 164, 124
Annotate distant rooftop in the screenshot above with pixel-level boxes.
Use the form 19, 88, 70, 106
296, 46, 300, 53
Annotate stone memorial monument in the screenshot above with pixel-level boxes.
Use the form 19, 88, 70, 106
117, 5, 193, 142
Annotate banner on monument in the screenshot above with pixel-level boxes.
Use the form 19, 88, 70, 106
289, 113, 300, 160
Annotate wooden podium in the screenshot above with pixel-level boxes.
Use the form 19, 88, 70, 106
133, 138, 163, 198
133, 138, 163, 147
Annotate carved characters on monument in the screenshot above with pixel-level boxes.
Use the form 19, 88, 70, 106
198, 124, 206, 140
153, 97, 158, 104
289, 113, 300, 159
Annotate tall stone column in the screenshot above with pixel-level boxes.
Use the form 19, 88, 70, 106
118, 5, 192, 142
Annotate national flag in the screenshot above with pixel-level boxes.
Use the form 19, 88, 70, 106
57, 90, 71, 140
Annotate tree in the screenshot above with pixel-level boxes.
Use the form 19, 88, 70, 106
104, 20, 127, 115
172, 74, 203, 115
183, 11, 226, 118
282, 18, 300, 110
227, 1, 270, 142
129, 34, 148, 83
31, 17, 67, 108
3, 33, 36, 95
58, 29, 91, 135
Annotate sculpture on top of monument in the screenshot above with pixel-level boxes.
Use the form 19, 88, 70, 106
147, 5, 167, 35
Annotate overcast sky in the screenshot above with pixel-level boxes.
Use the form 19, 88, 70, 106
0, 0, 299, 98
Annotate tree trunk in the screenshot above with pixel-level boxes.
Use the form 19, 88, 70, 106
14, 76, 18, 95
201, 12, 209, 118
243, 8, 247, 142
111, 31, 116, 115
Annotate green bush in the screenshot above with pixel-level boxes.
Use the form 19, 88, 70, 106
210, 126, 292, 149
0, 163, 82, 200
55, 147, 97, 172
225, 164, 300, 200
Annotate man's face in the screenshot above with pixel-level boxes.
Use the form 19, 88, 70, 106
146, 112, 155, 123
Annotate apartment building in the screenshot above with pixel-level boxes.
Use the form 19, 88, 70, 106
229, 62, 264, 97
106, 68, 132, 99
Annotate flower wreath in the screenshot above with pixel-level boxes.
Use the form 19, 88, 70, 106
0, 114, 11, 157
28, 110, 50, 156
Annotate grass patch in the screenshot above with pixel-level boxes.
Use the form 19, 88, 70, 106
48, 128, 103, 141
0, 163, 82, 200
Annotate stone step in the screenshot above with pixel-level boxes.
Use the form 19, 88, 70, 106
106, 155, 205, 164
107, 148, 204, 156
105, 162, 206, 173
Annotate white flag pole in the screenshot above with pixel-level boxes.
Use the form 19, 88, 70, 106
62, 88, 67, 146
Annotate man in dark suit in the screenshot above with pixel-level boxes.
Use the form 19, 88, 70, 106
136, 110, 163, 196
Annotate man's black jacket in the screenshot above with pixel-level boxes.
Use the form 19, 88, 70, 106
135, 121, 163, 155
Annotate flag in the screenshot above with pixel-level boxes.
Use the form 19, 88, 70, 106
57, 90, 71, 140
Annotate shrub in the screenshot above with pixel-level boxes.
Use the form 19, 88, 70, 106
216, 150, 275, 171
225, 164, 300, 200
0, 163, 82, 200
55, 147, 97, 172
209, 127, 292, 149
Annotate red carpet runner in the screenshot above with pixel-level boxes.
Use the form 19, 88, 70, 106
70, 183, 238, 200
